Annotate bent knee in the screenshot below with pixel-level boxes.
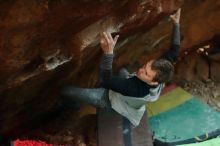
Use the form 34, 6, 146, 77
60, 86, 76, 97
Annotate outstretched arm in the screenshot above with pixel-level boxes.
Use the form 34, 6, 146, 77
160, 8, 181, 63
99, 32, 134, 95
99, 31, 119, 85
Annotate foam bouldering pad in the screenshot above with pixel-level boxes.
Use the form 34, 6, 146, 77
97, 108, 153, 146
177, 137, 220, 146
147, 87, 220, 145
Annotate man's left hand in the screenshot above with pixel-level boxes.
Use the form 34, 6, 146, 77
170, 8, 181, 25
100, 32, 119, 54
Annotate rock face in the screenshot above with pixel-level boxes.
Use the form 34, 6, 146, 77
0, 0, 220, 139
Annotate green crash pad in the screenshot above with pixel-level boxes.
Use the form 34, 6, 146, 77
147, 87, 220, 145
177, 137, 220, 146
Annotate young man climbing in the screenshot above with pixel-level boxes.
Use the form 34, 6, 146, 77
60, 9, 181, 126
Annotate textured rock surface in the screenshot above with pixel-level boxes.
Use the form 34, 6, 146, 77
0, 0, 220, 142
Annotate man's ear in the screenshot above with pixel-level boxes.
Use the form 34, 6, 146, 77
149, 81, 159, 86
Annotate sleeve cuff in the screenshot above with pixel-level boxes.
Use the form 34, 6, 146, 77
100, 54, 114, 70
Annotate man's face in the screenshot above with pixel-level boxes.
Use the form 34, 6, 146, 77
136, 60, 158, 86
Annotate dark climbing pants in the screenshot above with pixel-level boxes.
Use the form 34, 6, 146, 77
60, 68, 130, 109
60, 87, 111, 108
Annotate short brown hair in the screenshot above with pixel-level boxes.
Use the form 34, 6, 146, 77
151, 59, 174, 83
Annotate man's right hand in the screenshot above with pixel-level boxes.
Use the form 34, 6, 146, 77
100, 32, 119, 54
170, 8, 181, 25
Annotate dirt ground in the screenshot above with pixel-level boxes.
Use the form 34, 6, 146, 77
14, 107, 97, 146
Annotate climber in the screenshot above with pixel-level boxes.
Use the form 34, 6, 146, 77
60, 8, 181, 126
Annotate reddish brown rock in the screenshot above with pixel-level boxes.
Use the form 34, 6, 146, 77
0, 0, 183, 137
175, 52, 210, 82
0, 0, 220, 142
210, 60, 220, 82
